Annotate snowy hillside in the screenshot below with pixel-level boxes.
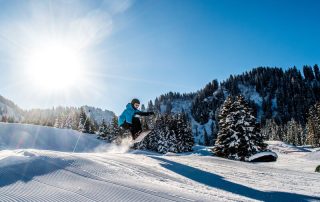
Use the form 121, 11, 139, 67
1, 123, 320, 201
0, 94, 116, 127
82, 105, 115, 125
0, 123, 103, 152
156, 97, 212, 144
159, 99, 193, 114
0, 95, 23, 122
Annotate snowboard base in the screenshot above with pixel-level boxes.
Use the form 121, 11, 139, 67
133, 130, 151, 143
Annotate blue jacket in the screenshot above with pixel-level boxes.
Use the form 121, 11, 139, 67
118, 103, 143, 126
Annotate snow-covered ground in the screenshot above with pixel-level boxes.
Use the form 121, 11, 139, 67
0, 123, 319, 201
0, 123, 103, 152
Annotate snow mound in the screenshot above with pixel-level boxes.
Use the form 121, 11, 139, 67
0, 150, 37, 168
303, 151, 320, 161
0, 123, 104, 152
247, 151, 278, 162
189, 145, 213, 156
266, 141, 311, 154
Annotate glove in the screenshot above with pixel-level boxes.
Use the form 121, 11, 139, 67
148, 112, 155, 115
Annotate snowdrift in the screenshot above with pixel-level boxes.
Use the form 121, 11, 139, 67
303, 150, 320, 161
248, 151, 278, 162
0, 123, 104, 152
266, 141, 311, 153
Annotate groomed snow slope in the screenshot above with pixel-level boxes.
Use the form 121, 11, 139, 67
0, 123, 103, 152
0, 123, 320, 202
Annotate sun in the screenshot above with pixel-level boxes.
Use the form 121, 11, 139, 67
25, 41, 85, 92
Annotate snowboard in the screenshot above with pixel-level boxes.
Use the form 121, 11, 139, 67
133, 130, 151, 143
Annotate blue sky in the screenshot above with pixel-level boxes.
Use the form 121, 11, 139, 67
0, 0, 320, 115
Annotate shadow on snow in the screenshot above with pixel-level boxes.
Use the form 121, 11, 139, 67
151, 156, 320, 202
0, 156, 73, 188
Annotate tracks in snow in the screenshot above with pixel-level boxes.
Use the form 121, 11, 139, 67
0, 151, 196, 202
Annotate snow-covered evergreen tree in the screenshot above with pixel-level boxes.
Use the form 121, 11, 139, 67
54, 117, 61, 128
261, 119, 284, 141
78, 107, 92, 133
203, 128, 210, 146
105, 115, 122, 143
98, 119, 108, 139
139, 104, 149, 130
213, 96, 234, 157
64, 113, 73, 129
306, 102, 320, 147
157, 115, 175, 153
214, 95, 267, 161
78, 108, 86, 132
175, 113, 194, 152
134, 113, 194, 153
285, 118, 304, 146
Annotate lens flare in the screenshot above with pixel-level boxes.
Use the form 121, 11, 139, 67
25, 41, 85, 92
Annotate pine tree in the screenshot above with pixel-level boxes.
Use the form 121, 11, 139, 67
303, 65, 315, 81
261, 119, 283, 141
213, 96, 234, 157
78, 107, 86, 132
306, 102, 320, 147
314, 64, 320, 81
203, 128, 210, 146
158, 115, 176, 153
54, 117, 61, 128
78, 107, 92, 133
210, 121, 218, 145
85, 118, 93, 134
1, 115, 7, 122
134, 114, 194, 153
146, 101, 158, 130
214, 95, 267, 161
166, 102, 173, 114
64, 113, 73, 129
106, 115, 122, 143
261, 119, 273, 140
284, 118, 304, 146
140, 104, 149, 130
141, 104, 146, 111
98, 119, 108, 139
175, 113, 194, 152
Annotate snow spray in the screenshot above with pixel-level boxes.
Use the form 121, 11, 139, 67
93, 136, 133, 153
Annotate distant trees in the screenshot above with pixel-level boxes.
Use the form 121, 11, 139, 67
11, 106, 113, 136
261, 118, 307, 146
314, 64, 320, 81
191, 80, 224, 124
284, 118, 305, 146
260, 101, 320, 147
22, 107, 81, 128
184, 65, 320, 146
0, 115, 15, 123
150, 91, 196, 114
261, 119, 282, 141
303, 65, 315, 81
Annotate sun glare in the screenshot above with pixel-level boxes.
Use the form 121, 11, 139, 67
25, 41, 85, 92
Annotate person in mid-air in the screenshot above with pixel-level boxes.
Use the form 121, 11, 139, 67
118, 98, 154, 139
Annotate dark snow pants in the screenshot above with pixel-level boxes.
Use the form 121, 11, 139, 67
121, 117, 142, 139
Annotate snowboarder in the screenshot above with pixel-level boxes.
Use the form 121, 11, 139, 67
119, 98, 154, 139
